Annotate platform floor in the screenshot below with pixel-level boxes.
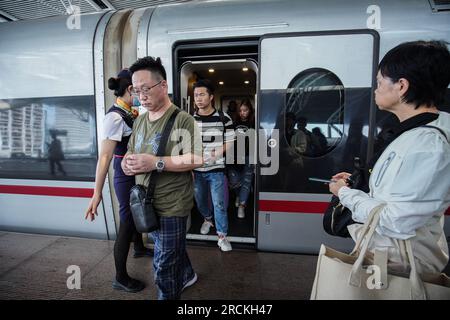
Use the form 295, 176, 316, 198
0, 231, 318, 300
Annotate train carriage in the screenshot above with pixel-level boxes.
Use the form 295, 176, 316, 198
0, 0, 449, 254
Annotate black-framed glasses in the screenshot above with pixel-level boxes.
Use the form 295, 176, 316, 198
131, 80, 162, 97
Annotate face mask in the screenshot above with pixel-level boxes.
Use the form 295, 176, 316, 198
132, 97, 141, 107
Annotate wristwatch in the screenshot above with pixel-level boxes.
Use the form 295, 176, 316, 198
155, 157, 165, 173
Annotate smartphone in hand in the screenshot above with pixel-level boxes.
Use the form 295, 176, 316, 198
309, 177, 334, 184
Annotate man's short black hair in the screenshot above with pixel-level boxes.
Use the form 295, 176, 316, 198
378, 40, 450, 108
193, 79, 214, 95
129, 56, 167, 81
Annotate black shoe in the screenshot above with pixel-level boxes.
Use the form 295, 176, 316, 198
112, 278, 145, 293
133, 248, 154, 258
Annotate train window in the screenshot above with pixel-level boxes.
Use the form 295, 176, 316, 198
285, 68, 344, 157
0, 96, 97, 181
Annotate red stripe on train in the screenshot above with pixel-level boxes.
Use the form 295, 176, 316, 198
0, 185, 94, 198
259, 199, 450, 216
259, 200, 329, 214
0, 186, 448, 215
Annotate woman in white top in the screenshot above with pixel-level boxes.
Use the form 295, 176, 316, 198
329, 41, 450, 274
85, 68, 152, 293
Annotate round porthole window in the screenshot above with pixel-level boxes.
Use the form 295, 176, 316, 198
285, 68, 345, 157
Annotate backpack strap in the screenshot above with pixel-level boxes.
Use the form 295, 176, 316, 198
420, 125, 448, 142
218, 109, 229, 143
218, 109, 227, 129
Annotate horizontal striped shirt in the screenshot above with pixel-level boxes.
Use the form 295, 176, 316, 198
194, 109, 235, 172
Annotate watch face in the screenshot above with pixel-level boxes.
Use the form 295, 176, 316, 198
157, 160, 164, 170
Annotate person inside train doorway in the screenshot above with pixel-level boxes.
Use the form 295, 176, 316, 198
121, 57, 203, 300
329, 41, 450, 276
47, 130, 66, 176
192, 79, 235, 252
228, 99, 255, 219
85, 68, 153, 294
226, 100, 238, 123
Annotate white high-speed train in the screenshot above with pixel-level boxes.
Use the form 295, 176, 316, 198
0, 0, 449, 254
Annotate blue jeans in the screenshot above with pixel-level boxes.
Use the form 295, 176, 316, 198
228, 164, 254, 206
151, 216, 195, 300
194, 171, 228, 236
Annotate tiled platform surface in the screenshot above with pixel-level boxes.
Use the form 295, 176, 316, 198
0, 231, 318, 300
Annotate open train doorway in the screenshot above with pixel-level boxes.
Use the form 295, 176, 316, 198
179, 59, 258, 246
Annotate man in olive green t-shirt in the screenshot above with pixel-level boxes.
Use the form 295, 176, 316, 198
122, 57, 203, 300
128, 103, 202, 217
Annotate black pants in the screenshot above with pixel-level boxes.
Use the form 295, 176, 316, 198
113, 218, 145, 281
112, 160, 145, 281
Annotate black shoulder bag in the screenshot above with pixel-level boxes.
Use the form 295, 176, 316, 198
323, 157, 368, 238
130, 108, 180, 233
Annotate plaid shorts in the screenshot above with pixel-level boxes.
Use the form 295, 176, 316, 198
151, 215, 195, 300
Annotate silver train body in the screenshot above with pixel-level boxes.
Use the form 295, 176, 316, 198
0, 0, 449, 254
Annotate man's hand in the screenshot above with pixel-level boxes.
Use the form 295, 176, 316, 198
123, 153, 156, 174
121, 154, 134, 176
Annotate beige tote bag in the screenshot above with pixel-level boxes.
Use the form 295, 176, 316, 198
310, 206, 450, 300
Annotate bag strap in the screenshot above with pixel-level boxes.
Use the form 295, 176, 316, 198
218, 109, 228, 143
349, 204, 384, 256
348, 205, 383, 287
420, 125, 448, 142
405, 240, 427, 299
218, 109, 227, 128
145, 108, 181, 201
348, 206, 428, 299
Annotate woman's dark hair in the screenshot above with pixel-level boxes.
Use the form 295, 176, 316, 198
378, 40, 450, 108
107, 68, 132, 97
240, 98, 254, 123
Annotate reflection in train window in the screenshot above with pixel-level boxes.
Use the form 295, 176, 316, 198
285, 68, 344, 157
0, 96, 97, 181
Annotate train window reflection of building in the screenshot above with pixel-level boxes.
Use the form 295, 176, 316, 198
0, 96, 97, 180
285, 68, 345, 157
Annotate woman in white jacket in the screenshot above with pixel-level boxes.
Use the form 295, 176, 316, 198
330, 40, 450, 274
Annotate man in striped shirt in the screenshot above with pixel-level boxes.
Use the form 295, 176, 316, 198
193, 79, 235, 252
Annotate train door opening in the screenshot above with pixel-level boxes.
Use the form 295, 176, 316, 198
177, 55, 258, 245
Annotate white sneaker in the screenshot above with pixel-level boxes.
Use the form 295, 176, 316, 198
182, 273, 197, 292
200, 220, 213, 235
235, 196, 240, 207
237, 206, 245, 219
218, 237, 232, 252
